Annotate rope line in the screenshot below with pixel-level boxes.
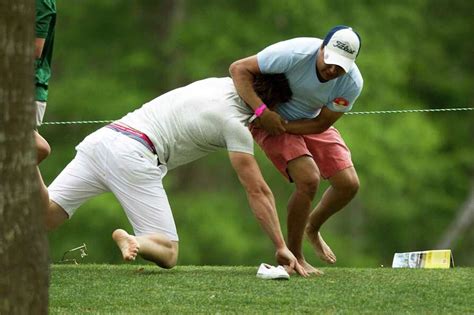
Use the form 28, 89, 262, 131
42, 107, 474, 125
346, 107, 474, 115
43, 119, 113, 125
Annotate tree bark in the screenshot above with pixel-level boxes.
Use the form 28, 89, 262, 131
0, 1, 49, 314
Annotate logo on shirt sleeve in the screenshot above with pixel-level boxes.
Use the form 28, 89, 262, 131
332, 97, 350, 110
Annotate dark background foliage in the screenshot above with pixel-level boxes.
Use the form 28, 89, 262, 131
42, 0, 474, 267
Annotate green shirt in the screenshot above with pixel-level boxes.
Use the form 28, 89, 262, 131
35, 0, 56, 101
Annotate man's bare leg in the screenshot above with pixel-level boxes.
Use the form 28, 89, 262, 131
35, 130, 50, 164
306, 166, 360, 264
44, 201, 179, 268
37, 167, 50, 212
112, 229, 178, 269
45, 200, 69, 231
35, 130, 51, 214
286, 156, 322, 275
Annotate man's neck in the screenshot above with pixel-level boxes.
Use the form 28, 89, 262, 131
316, 65, 328, 83
315, 49, 328, 83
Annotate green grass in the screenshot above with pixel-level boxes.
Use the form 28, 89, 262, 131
50, 265, 473, 314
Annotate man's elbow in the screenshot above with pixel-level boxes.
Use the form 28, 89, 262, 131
318, 123, 332, 134
287, 121, 332, 135
230, 59, 254, 80
229, 60, 243, 78
307, 118, 333, 134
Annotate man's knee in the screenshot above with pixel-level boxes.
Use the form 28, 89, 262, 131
35, 132, 51, 163
342, 176, 360, 197
160, 257, 177, 269
37, 142, 51, 162
332, 167, 360, 197
288, 156, 320, 197
159, 243, 179, 269
294, 174, 320, 198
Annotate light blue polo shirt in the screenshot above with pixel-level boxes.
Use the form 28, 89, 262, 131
257, 37, 363, 120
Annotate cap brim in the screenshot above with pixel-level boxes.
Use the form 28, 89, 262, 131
324, 50, 353, 73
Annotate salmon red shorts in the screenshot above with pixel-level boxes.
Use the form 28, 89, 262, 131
251, 126, 353, 181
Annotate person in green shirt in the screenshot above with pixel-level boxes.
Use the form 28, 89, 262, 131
35, 0, 56, 163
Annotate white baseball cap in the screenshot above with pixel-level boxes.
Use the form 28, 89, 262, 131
323, 26, 361, 72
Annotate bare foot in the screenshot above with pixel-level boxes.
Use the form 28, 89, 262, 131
112, 229, 140, 261
299, 259, 324, 276
305, 227, 336, 264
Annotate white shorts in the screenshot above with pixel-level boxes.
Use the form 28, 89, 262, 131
48, 127, 179, 241
36, 101, 47, 126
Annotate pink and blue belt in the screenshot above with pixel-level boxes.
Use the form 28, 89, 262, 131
106, 122, 157, 155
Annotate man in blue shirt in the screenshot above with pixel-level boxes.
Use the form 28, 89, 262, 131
230, 26, 363, 275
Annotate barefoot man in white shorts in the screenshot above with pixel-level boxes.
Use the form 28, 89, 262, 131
44, 74, 308, 276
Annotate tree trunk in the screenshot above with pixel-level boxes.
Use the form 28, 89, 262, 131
0, 1, 49, 314
437, 180, 474, 249
137, 0, 186, 90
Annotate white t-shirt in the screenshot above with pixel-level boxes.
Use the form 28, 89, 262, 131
119, 77, 254, 170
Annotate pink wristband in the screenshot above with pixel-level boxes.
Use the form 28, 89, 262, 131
254, 104, 267, 117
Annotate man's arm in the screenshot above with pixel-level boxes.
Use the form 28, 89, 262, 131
228, 151, 308, 277
284, 107, 344, 135
229, 56, 286, 135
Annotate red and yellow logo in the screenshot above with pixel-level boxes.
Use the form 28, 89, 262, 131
332, 97, 349, 107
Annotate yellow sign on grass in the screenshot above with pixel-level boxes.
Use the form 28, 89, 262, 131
392, 250, 454, 268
